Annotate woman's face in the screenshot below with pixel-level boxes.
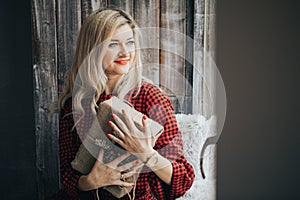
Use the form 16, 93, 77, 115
102, 24, 136, 79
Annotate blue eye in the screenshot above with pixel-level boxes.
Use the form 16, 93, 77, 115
108, 42, 118, 48
126, 40, 135, 46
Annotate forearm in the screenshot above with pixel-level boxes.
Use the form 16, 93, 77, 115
145, 134, 195, 198
145, 151, 173, 185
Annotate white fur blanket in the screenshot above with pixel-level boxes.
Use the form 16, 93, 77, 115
175, 114, 216, 200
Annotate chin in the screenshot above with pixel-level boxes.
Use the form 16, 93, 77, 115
116, 65, 131, 74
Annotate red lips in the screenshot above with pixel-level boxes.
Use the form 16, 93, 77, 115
115, 60, 129, 65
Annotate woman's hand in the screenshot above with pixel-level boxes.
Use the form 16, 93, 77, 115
107, 109, 156, 162
78, 148, 139, 191
107, 109, 174, 185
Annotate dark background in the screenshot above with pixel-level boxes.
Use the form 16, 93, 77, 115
0, 0, 299, 199
216, 0, 300, 199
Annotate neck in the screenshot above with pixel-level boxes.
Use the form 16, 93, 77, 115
105, 75, 122, 94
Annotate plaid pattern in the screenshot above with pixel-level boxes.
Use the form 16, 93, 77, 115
53, 81, 195, 200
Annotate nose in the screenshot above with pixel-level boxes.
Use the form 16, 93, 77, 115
118, 44, 130, 56
118, 51, 129, 57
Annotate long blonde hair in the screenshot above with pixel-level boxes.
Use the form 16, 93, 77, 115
53, 8, 142, 117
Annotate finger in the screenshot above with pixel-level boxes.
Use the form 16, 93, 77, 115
117, 159, 141, 172
108, 120, 127, 140
111, 114, 129, 138
113, 180, 136, 187
91, 148, 104, 171
107, 133, 127, 150
109, 151, 131, 166
96, 148, 104, 163
121, 109, 136, 134
121, 170, 137, 179
142, 115, 151, 137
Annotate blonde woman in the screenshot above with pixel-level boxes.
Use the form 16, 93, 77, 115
50, 8, 194, 200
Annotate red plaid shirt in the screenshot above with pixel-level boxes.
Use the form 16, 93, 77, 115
52, 81, 194, 200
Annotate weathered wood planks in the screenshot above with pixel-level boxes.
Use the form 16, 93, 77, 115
32, 0, 59, 199
160, 0, 186, 113
56, 0, 82, 93
134, 0, 160, 85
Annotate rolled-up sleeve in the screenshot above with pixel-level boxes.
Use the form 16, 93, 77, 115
145, 85, 195, 199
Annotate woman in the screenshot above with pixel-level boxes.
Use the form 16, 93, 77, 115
53, 8, 194, 200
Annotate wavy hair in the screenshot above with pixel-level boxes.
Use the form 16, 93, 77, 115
51, 8, 142, 118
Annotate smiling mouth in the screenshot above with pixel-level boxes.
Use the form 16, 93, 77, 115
114, 59, 130, 65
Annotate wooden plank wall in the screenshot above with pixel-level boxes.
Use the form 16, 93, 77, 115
134, 0, 160, 85
32, 0, 216, 199
56, 0, 82, 92
160, 0, 186, 113
32, 0, 59, 198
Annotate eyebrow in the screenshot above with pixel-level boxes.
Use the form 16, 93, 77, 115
110, 37, 134, 42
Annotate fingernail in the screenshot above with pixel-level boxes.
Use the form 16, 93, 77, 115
122, 109, 125, 114
111, 114, 115, 118
107, 121, 112, 125
143, 115, 147, 121
132, 184, 136, 186
135, 160, 139, 164
136, 169, 139, 172
106, 134, 111, 138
